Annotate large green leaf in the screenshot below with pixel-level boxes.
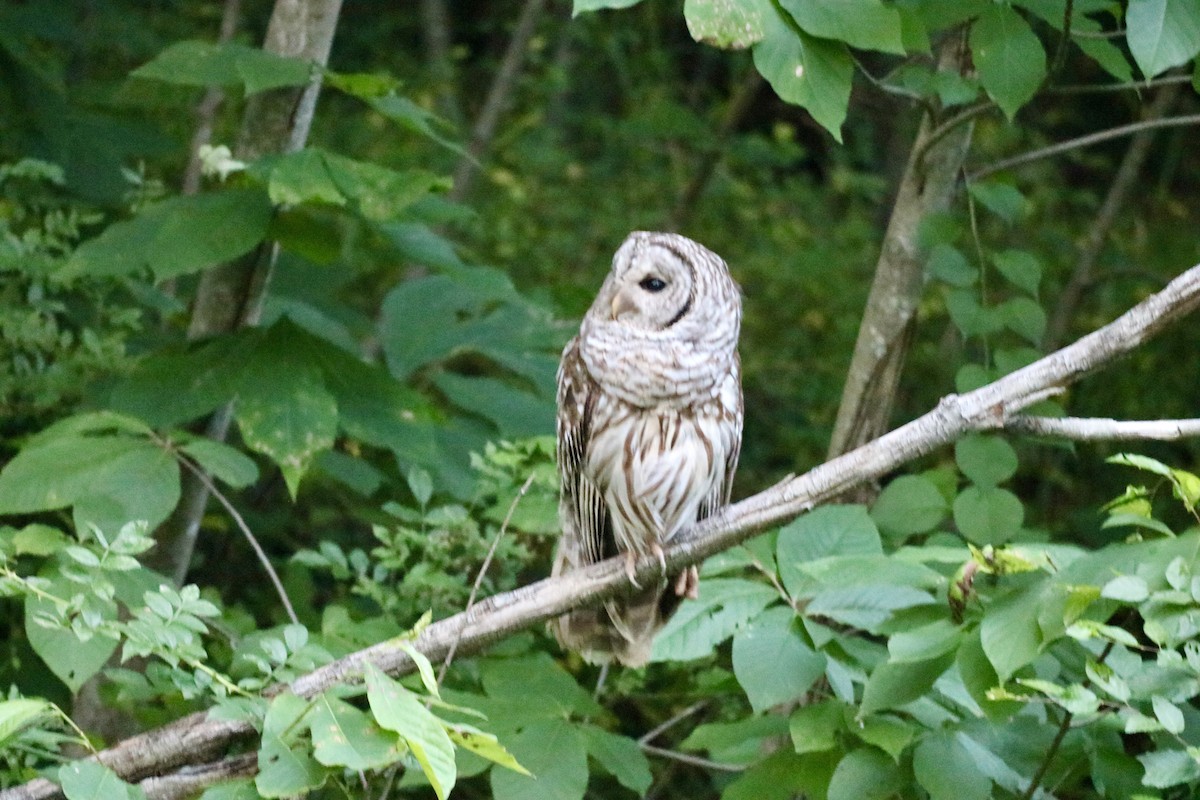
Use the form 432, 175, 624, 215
955, 435, 1018, 487
913, 732, 992, 800
58, 761, 146, 800
733, 606, 825, 712
308, 692, 402, 771
132, 40, 311, 94
0, 698, 51, 747
684, 0, 770, 48
953, 485, 1024, 544
777, 505, 882, 596
780, 0, 905, 55
25, 571, 118, 692
806, 584, 935, 632
980, 577, 1051, 681
871, 475, 948, 538
827, 747, 903, 800
479, 653, 603, 721
365, 664, 456, 800
859, 651, 956, 716
970, 5, 1046, 119
490, 720, 587, 800
753, 6, 853, 141
1126, 0, 1200, 78
579, 724, 652, 795
64, 188, 273, 281
651, 578, 779, 661
0, 414, 179, 531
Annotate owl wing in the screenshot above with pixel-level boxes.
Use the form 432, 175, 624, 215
553, 336, 609, 572
701, 354, 744, 520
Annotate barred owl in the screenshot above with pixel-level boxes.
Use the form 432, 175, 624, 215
552, 231, 743, 666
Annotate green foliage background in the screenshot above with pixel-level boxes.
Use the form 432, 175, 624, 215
0, 1, 1199, 798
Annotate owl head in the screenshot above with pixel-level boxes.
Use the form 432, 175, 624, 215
593, 231, 738, 335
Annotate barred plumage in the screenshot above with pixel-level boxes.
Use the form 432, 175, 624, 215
552, 231, 743, 666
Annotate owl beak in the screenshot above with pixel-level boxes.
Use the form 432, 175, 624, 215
611, 289, 638, 320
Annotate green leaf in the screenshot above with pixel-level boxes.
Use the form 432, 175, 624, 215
733, 606, 825, 712
777, 505, 881, 597
926, 243, 978, 287
992, 249, 1042, 296
0, 426, 179, 529
132, 40, 311, 94
789, 700, 845, 754
1152, 695, 1186, 734
308, 693, 402, 771
1102, 574, 1150, 602
64, 189, 273, 281
684, 0, 769, 48
1138, 748, 1200, 788
1126, 0, 1200, 78
580, 724, 652, 795
954, 486, 1024, 545
887, 618, 963, 663
913, 732, 991, 800
491, 720, 588, 800
970, 6, 1046, 119
685, 715, 790, 764
179, 439, 259, 489
870, 474, 948, 539
1085, 660, 1131, 702
753, 7, 853, 141
365, 664, 456, 800
0, 698, 52, 747
573, 0, 643, 14
956, 435, 1019, 487
806, 584, 935, 632
59, 761, 146, 800
859, 651, 956, 716
980, 578, 1049, 681
945, 289, 1004, 337
651, 579, 779, 661
721, 750, 821, 800
853, 715, 914, 761
827, 747, 903, 800
479, 653, 602, 719
999, 296, 1047, 345
446, 724, 529, 775
256, 733, 327, 798
25, 573, 114, 692
780, 0, 905, 54
235, 329, 338, 498
967, 180, 1026, 222
957, 628, 1022, 719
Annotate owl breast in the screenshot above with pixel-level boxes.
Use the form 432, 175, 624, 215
585, 378, 736, 558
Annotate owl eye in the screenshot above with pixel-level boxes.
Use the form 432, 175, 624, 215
639, 276, 667, 293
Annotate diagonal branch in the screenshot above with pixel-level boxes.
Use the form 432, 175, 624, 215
5, 261, 1200, 800
1002, 416, 1200, 441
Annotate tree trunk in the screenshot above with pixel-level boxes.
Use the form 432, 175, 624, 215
146, 0, 344, 584
825, 35, 974, 487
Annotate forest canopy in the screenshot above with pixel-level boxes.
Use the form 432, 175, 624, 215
0, 1, 1199, 799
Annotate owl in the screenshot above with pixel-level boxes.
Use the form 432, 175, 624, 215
551, 231, 743, 666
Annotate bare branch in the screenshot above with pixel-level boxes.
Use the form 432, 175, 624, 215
1004, 416, 1200, 441
639, 743, 745, 773
6, 261, 1200, 800
969, 114, 1200, 181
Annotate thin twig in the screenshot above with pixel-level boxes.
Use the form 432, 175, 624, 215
915, 100, 996, 168
638, 743, 745, 773
436, 472, 536, 685
1019, 642, 1113, 800
1045, 73, 1193, 95
637, 701, 708, 745
969, 114, 1200, 181
175, 454, 299, 625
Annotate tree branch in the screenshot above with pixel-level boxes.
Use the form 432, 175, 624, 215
6, 260, 1200, 800
969, 114, 1200, 182
1003, 416, 1200, 441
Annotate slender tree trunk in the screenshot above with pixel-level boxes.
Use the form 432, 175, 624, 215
826, 35, 974, 484
448, 0, 550, 202
146, 0, 344, 584
1043, 81, 1182, 351
420, 0, 459, 122
181, 0, 242, 196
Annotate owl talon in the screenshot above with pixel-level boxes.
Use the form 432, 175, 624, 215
674, 565, 699, 599
650, 543, 668, 578
624, 551, 642, 589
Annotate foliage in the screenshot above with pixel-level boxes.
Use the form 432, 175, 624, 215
0, 0, 1198, 799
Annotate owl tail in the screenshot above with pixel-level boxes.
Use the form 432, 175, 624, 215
551, 581, 686, 667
